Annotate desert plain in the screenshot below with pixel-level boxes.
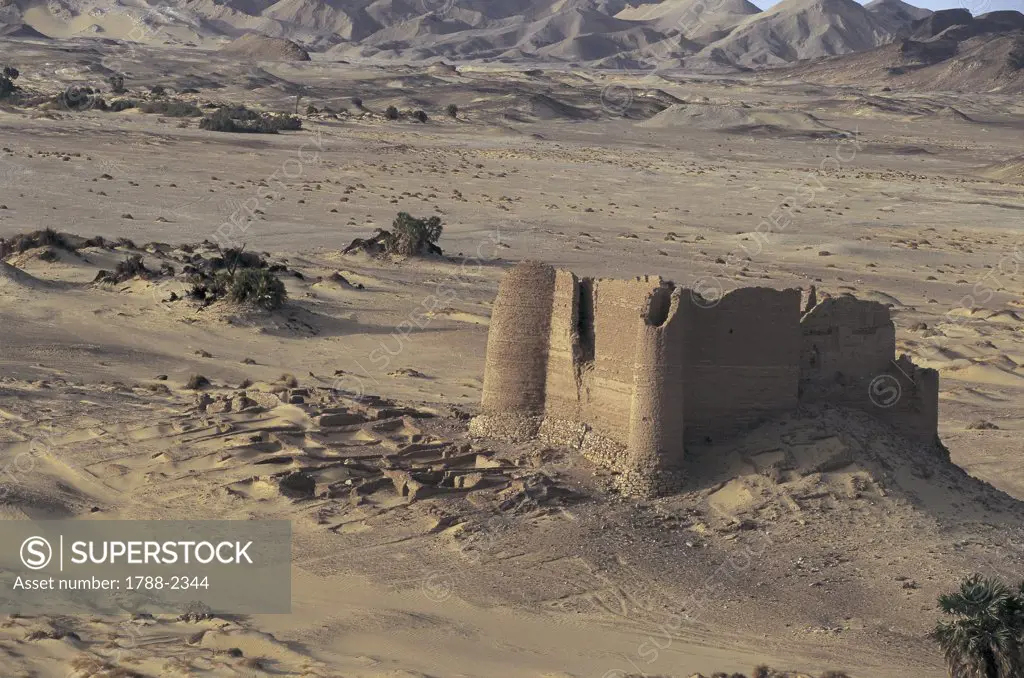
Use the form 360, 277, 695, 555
0, 32, 1023, 678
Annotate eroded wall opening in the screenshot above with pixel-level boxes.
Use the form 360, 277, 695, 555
577, 278, 596, 364
646, 285, 673, 327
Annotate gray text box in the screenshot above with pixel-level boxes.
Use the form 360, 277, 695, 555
0, 520, 291, 614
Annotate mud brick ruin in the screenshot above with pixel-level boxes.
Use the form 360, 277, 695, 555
471, 262, 939, 497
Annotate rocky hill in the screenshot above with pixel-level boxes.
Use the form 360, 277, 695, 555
1, 0, 1022, 76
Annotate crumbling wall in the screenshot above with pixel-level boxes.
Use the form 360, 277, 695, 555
541, 270, 585, 426
476, 261, 556, 439
539, 273, 685, 494
683, 287, 801, 442
800, 295, 895, 398
870, 355, 940, 444
578, 276, 672, 444
474, 263, 941, 497
799, 296, 938, 444
622, 284, 687, 496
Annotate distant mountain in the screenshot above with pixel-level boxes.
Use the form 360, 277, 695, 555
693, 0, 896, 68
220, 32, 311, 59
864, 0, 932, 33
5, 0, 1016, 77
785, 15, 1024, 93
614, 0, 761, 43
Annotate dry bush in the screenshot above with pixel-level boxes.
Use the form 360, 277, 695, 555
186, 374, 210, 390
93, 254, 153, 284
199, 106, 301, 134
214, 268, 287, 310
0, 228, 76, 259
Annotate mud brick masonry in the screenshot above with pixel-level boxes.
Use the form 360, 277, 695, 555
471, 262, 939, 497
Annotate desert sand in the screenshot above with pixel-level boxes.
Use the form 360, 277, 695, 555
0, 31, 1023, 678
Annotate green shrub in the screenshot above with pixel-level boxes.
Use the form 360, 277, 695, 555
386, 212, 442, 256
384, 105, 399, 120
932, 574, 1024, 678
215, 268, 286, 310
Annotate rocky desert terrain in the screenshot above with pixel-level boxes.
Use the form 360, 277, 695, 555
1, 5, 1024, 676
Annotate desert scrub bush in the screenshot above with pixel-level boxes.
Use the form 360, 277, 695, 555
53, 86, 104, 111
343, 213, 444, 258
388, 212, 442, 255
412, 109, 428, 123
215, 268, 286, 310
93, 254, 154, 284
0, 228, 77, 259
185, 374, 210, 390
261, 114, 301, 132
215, 247, 266, 271
446, 103, 458, 118
0, 65, 19, 99
108, 74, 126, 94
384, 105, 399, 120
199, 109, 240, 132
199, 106, 301, 133
139, 100, 201, 117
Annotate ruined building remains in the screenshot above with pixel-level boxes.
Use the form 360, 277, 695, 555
471, 262, 939, 497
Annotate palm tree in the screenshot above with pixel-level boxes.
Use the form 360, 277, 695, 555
932, 574, 1024, 678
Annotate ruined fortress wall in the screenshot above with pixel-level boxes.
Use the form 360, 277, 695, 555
577, 277, 672, 444
623, 285, 687, 496
475, 263, 941, 496
799, 296, 938, 444
480, 262, 556, 420
541, 270, 584, 425
870, 356, 940, 444
682, 288, 802, 441
799, 296, 895, 397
